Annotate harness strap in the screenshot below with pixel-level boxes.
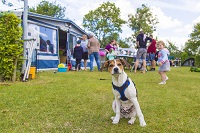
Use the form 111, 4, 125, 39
112, 77, 130, 101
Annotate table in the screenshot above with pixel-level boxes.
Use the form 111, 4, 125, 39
116, 55, 134, 69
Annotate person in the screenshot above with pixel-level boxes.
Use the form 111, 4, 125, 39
134, 31, 152, 73
157, 40, 170, 84
87, 32, 101, 72
80, 34, 88, 70
46, 40, 54, 54
73, 40, 83, 71
113, 42, 119, 54
147, 35, 157, 71
105, 40, 116, 53
106, 48, 117, 60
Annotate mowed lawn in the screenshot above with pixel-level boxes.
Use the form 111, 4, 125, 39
0, 66, 199, 133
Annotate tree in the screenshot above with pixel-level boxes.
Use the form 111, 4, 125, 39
0, 12, 23, 81
166, 41, 182, 58
128, 4, 158, 40
29, 0, 66, 18
83, 1, 126, 47
184, 22, 200, 55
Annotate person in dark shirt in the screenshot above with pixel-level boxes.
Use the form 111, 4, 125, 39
73, 40, 83, 71
134, 31, 152, 73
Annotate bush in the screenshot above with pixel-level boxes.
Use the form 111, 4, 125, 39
0, 12, 23, 81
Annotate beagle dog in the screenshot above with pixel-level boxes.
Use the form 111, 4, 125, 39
104, 59, 146, 126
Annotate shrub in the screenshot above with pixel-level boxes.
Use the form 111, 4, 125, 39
0, 12, 23, 81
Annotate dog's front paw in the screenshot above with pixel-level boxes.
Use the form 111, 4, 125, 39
112, 117, 119, 124
110, 116, 115, 121
140, 120, 147, 127
128, 117, 136, 125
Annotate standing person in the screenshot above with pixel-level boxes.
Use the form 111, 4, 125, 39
134, 31, 152, 73
87, 32, 101, 72
147, 35, 157, 71
81, 34, 88, 70
105, 40, 116, 53
73, 40, 83, 71
157, 40, 170, 84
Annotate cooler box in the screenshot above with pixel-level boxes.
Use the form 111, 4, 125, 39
58, 63, 67, 72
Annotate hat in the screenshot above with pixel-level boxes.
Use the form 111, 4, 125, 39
77, 40, 81, 44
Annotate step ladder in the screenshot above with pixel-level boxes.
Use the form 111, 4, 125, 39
23, 38, 36, 82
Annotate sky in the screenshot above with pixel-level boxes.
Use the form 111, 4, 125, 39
1, 0, 200, 50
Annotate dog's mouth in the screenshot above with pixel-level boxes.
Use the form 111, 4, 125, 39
112, 72, 121, 75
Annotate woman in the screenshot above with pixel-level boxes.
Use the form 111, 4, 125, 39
80, 34, 88, 70
105, 40, 116, 53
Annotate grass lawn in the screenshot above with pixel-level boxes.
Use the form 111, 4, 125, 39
0, 67, 199, 133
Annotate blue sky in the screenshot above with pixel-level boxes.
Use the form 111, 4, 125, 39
1, 0, 200, 49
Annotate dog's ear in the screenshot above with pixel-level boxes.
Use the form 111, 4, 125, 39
119, 59, 126, 66
119, 59, 131, 68
104, 60, 110, 68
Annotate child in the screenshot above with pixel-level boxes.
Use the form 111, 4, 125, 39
106, 48, 116, 60
157, 41, 170, 84
73, 40, 83, 71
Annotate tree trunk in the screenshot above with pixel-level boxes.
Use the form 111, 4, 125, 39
12, 58, 17, 82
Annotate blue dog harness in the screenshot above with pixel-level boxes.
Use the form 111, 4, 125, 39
112, 77, 136, 101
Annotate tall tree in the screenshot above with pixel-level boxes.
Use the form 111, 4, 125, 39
184, 22, 200, 55
166, 41, 182, 58
128, 4, 158, 40
82, 1, 126, 47
29, 0, 66, 18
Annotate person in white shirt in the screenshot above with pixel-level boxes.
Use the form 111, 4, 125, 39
81, 34, 89, 70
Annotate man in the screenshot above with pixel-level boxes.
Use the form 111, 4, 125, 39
87, 32, 101, 72
134, 31, 152, 73
147, 35, 157, 71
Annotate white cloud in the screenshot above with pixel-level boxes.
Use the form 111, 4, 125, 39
151, 6, 182, 29
192, 16, 200, 24
115, 0, 135, 21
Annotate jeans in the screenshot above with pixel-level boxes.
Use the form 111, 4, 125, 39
89, 52, 100, 71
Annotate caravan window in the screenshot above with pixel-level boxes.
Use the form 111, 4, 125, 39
39, 26, 57, 55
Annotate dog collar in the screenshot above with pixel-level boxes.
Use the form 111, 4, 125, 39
112, 77, 130, 101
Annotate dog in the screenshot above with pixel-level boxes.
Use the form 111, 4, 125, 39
104, 59, 146, 126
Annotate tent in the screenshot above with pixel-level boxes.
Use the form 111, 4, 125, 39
181, 58, 195, 66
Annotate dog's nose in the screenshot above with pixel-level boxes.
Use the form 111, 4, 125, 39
114, 67, 119, 72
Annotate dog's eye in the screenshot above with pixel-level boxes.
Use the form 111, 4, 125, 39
109, 64, 114, 67
117, 63, 122, 66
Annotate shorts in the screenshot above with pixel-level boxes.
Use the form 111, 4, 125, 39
136, 48, 147, 60
82, 52, 88, 60
149, 53, 155, 61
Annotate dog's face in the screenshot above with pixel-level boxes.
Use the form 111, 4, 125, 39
104, 59, 126, 75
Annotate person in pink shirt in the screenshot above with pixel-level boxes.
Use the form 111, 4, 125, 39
105, 40, 116, 53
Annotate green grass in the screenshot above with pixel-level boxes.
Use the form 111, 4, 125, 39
0, 67, 199, 133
